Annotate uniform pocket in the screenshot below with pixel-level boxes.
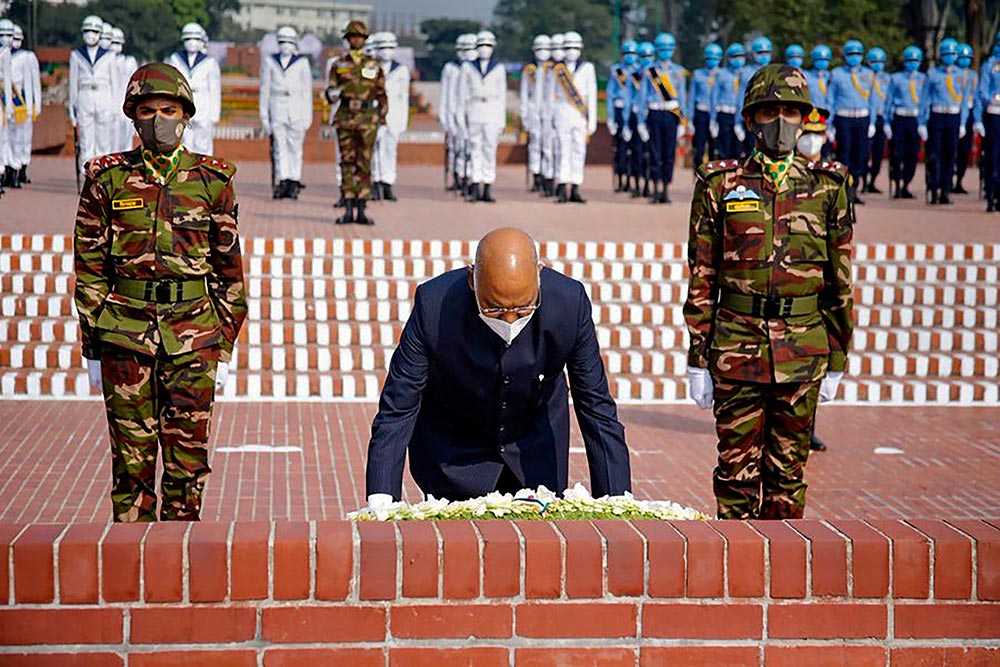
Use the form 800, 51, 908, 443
723, 215, 769, 262
171, 215, 212, 258
786, 214, 829, 262
110, 210, 153, 259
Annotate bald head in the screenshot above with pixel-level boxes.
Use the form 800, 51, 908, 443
471, 228, 541, 323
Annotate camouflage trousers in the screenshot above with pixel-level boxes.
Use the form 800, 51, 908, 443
712, 378, 820, 520
100, 344, 219, 522
337, 123, 377, 200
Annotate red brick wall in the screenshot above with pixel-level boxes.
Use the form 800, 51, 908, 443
1, 519, 998, 666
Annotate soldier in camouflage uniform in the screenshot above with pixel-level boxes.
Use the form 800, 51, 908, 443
683, 64, 854, 520
326, 20, 387, 225
73, 63, 248, 522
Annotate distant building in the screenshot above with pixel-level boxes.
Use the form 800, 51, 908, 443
233, 0, 371, 36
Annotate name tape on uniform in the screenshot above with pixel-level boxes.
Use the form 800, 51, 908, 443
726, 200, 760, 213
112, 198, 144, 211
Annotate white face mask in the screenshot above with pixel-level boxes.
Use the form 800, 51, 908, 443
477, 45, 493, 60
13, 38, 23, 49
462, 48, 476, 62
184, 38, 202, 54
479, 312, 534, 346
278, 42, 294, 56
535, 49, 550, 61
111, 42, 123, 54
565, 48, 581, 62
796, 132, 825, 158
99, 36, 112, 49
552, 48, 565, 62
378, 47, 394, 63
83, 31, 99, 47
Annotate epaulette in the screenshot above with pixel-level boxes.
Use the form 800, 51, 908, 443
196, 155, 237, 181
696, 159, 740, 181
84, 153, 131, 180
805, 159, 848, 182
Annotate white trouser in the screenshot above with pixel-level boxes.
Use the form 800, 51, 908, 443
119, 116, 135, 153
10, 121, 33, 168
76, 109, 116, 170
556, 120, 587, 185
334, 128, 342, 186
528, 128, 542, 175
273, 120, 305, 181
452, 129, 468, 179
373, 129, 399, 184
468, 123, 499, 184
540, 121, 556, 179
183, 120, 215, 155
0, 122, 9, 169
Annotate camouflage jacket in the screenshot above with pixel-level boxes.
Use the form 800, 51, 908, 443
683, 155, 854, 384
74, 148, 248, 363
327, 50, 387, 129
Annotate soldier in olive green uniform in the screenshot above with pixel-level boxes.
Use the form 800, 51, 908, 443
326, 20, 387, 225
74, 63, 248, 522
683, 64, 854, 520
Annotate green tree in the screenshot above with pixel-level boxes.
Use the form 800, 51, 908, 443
492, 0, 615, 67
169, 0, 210, 33
420, 18, 482, 81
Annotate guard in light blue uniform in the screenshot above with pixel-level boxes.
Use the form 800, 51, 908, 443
784, 44, 805, 69
919, 38, 969, 204
885, 45, 925, 198
805, 45, 833, 157
688, 42, 722, 167
953, 43, 978, 194
607, 40, 637, 192
713, 43, 746, 159
827, 39, 875, 203
739, 36, 772, 155
976, 31, 1000, 211
636, 32, 687, 203
627, 41, 654, 197
864, 47, 890, 194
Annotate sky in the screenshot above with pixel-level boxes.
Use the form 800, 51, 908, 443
369, 0, 496, 23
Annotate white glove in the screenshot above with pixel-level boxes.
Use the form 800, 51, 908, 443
260, 120, 271, 137
69, 107, 78, 128
687, 367, 714, 410
87, 359, 102, 391
607, 120, 618, 136
958, 124, 967, 140
974, 122, 986, 137
917, 125, 928, 142
677, 123, 687, 141
819, 371, 843, 403
622, 126, 633, 142
368, 493, 393, 508
827, 127, 836, 143
215, 363, 229, 391
883, 123, 893, 140
637, 123, 650, 143
376, 125, 387, 141
867, 124, 876, 139
709, 120, 719, 139
734, 124, 746, 142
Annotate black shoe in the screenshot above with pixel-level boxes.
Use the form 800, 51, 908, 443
569, 184, 586, 203
287, 181, 300, 200
273, 180, 285, 199
900, 185, 914, 199
466, 182, 481, 202
953, 183, 968, 194
335, 194, 346, 207
892, 181, 902, 199
661, 185, 671, 204
336, 199, 355, 224
630, 183, 641, 198
642, 179, 651, 197
809, 434, 827, 451
371, 182, 382, 201
622, 175, 632, 193
382, 183, 396, 201
460, 177, 470, 197
18, 166, 29, 184
6, 167, 21, 189
448, 173, 460, 192
555, 183, 568, 203
531, 174, 541, 192
355, 199, 374, 225
543, 178, 554, 197
868, 184, 882, 194
939, 191, 952, 205
987, 197, 996, 213
480, 184, 496, 202
929, 189, 939, 205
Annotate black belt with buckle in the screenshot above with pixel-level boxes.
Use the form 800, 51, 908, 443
114, 278, 207, 304
720, 291, 819, 319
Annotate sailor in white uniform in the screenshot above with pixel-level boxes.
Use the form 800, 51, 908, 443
167, 22, 222, 155
69, 15, 118, 170
372, 31, 409, 201
549, 31, 597, 203
456, 30, 506, 203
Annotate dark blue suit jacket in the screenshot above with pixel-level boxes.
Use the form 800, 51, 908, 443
366, 267, 632, 500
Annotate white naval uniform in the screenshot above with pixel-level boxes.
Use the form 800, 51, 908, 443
9, 45, 41, 170
550, 60, 597, 186
457, 58, 506, 184
519, 60, 546, 174
439, 60, 461, 177
69, 45, 118, 170
372, 59, 409, 185
114, 52, 138, 151
537, 60, 558, 180
0, 46, 13, 174
324, 56, 343, 187
167, 51, 221, 155
260, 52, 312, 183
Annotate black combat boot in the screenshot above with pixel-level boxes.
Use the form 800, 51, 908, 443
382, 183, 396, 201
19, 166, 29, 184
569, 184, 586, 203
810, 434, 827, 451
272, 180, 284, 199
541, 178, 553, 197
622, 174, 631, 194
480, 183, 496, 203
531, 174, 541, 192
900, 182, 914, 199
555, 183, 568, 203
336, 199, 356, 224
939, 190, 952, 205
355, 199, 374, 225
892, 180, 902, 199
642, 178, 651, 198
953, 181, 968, 194
929, 189, 939, 205
7, 167, 21, 189
868, 181, 882, 194
661, 184, 671, 204
335, 193, 346, 207
287, 181, 300, 200
466, 182, 481, 202
371, 182, 382, 201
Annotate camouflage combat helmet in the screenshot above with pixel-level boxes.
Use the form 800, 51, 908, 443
344, 20, 369, 38
741, 63, 812, 118
122, 63, 196, 118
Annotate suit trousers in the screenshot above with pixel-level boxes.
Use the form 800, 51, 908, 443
833, 115, 870, 181
890, 115, 919, 184
926, 111, 961, 192
715, 112, 737, 160
955, 115, 974, 186
984, 114, 1000, 197
712, 378, 820, 520
612, 108, 628, 176
647, 109, 679, 185
692, 109, 713, 167
867, 114, 886, 183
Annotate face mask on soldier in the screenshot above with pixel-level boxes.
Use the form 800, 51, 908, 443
752, 117, 801, 157
796, 132, 825, 159
134, 115, 187, 154
278, 42, 294, 56
184, 38, 202, 54
477, 45, 493, 60
565, 48, 581, 63
83, 30, 100, 47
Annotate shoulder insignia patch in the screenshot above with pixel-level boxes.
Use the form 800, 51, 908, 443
697, 158, 739, 181
84, 153, 130, 180
808, 159, 849, 182
196, 154, 237, 181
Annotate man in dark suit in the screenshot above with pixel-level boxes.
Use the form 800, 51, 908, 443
365, 228, 632, 506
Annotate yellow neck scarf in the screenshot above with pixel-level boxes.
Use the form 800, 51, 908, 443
141, 145, 184, 186
754, 149, 794, 190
